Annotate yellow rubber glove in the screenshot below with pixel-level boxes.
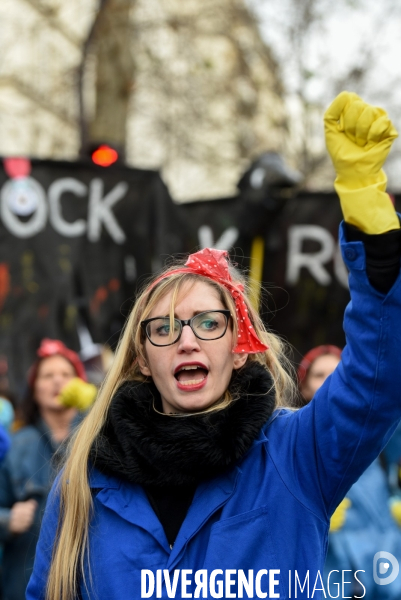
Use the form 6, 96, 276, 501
390, 499, 401, 527
329, 498, 351, 532
58, 377, 97, 411
324, 91, 399, 234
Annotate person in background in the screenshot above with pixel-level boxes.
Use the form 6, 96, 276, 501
0, 339, 96, 600
298, 345, 401, 599
297, 344, 342, 406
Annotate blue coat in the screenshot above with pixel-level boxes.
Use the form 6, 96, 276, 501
0, 417, 80, 600
0, 424, 9, 463
27, 225, 401, 599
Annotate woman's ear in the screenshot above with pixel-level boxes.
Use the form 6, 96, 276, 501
137, 355, 152, 377
233, 352, 248, 370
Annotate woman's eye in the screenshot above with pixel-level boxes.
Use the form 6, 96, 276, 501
153, 319, 180, 336
155, 324, 170, 336
199, 319, 218, 330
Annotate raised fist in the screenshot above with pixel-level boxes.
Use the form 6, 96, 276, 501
324, 91, 397, 187
324, 91, 399, 234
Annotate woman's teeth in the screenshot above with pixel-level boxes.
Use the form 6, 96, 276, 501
175, 366, 207, 384
178, 375, 207, 386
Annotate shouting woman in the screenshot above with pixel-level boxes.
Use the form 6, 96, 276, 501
28, 92, 401, 599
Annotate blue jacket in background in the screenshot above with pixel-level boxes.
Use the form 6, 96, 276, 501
0, 424, 9, 464
325, 458, 401, 599
27, 224, 401, 599
0, 416, 80, 600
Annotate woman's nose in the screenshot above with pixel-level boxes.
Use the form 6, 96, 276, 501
53, 374, 69, 386
177, 324, 201, 352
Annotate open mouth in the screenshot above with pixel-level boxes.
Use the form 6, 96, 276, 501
174, 364, 208, 386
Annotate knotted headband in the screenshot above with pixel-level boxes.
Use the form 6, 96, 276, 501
151, 248, 268, 354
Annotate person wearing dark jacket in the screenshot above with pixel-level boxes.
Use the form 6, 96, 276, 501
28, 92, 401, 600
0, 340, 88, 600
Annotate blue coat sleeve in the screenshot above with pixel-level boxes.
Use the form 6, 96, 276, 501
268, 222, 401, 520
0, 424, 9, 463
25, 476, 62, 600
0, 426, 12, 542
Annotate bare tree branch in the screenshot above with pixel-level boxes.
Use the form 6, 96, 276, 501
0, 75, 76, 126
21, 0, 82, 47
78, 0, 135, 156
77, 0, 109, 154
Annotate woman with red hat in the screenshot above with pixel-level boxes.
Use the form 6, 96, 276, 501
27, 93, 401, 600
0, 340, 87, 600
297, 344, 342, 406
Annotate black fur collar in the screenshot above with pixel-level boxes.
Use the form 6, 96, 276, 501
90, 361, 275, 486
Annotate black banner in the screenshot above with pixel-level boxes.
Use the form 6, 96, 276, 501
0, 159, 183, 390
1, 158, 399, 391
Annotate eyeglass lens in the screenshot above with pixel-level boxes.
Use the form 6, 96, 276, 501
145, 311, 228, 345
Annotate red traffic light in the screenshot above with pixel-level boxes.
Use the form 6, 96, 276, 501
91, 145, 119, 167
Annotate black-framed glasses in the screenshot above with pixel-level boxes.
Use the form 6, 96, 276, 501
141, 310, 231, 347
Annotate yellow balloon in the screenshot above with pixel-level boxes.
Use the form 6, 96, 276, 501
58, 378, 97, 411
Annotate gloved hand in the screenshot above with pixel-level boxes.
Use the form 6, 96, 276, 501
58, 378, 97, 411
324, 91, 399, 234
329, 497, 351, 532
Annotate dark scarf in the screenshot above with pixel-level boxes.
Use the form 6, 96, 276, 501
90, 361, 276, 487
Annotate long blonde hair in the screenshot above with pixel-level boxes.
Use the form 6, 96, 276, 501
46, 260, 296, 600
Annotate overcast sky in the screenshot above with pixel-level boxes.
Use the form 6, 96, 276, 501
250, 0, 401, 101
248, 0, 401, 188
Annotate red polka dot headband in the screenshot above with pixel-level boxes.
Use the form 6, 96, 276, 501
151, 248, 268, 354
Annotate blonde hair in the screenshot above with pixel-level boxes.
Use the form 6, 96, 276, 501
46, 260, 296, 600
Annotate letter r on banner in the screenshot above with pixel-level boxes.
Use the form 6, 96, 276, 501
286, 225, 335, 286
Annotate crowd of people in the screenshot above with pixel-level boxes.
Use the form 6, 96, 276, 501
1, 91, 401, 599
0, 341, 97, 600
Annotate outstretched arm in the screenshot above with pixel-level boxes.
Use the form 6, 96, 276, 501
269, 92, 401, 519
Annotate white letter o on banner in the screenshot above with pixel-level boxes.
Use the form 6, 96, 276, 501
1, 177, 47, 238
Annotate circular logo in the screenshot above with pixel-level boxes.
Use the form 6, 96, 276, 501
5, 178, 39, 216
373, 551, 400, 585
